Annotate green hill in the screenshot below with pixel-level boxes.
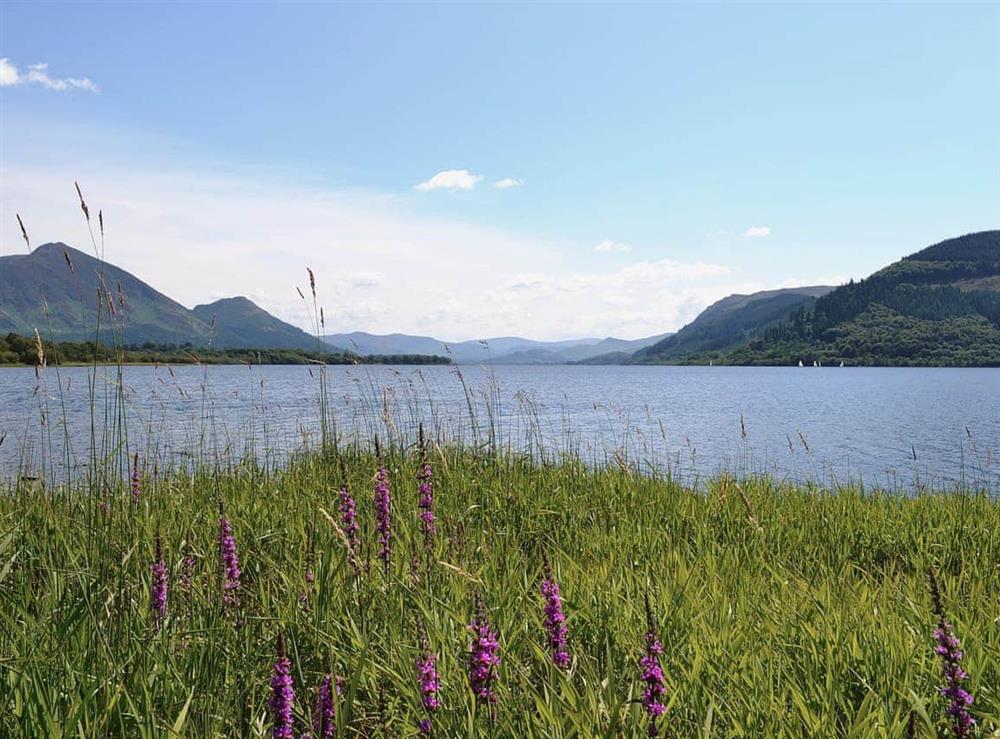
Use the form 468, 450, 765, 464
634, 286, 834, 363
719, 230, 1000, 366
0, 243, 211, 345
192, 296, 333, 351
0, 243, 341, 351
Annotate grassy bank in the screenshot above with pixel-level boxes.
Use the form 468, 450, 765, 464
1, 445, 997, 737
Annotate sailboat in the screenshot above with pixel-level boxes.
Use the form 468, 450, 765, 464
798, 360, 803, 367
813, 360, 818, 367
839, 361, 844, 368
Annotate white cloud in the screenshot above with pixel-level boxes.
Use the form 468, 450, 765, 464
744, 226, 771, 238
414, 169, 483, 192
3, 118, 781, 341
494, 177, 523, 189
594, 239, 632, 254
0, 58, 99, 92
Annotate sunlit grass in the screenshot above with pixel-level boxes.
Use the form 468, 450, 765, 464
1, 445, 997, 737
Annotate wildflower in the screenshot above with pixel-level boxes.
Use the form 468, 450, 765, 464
640, 594, 667, 736
467, 597, 501, 710
373, 442, 392, 575
270, 635, 295, 739
930, 568, 976, 738
417, 425, 435, 543
150, 535, 168, 624
312, 673, 335, 739
131, 453, 141, 503
540, 559, 571, 669
338, 460, 359, 570
417, 640, 441, 734
219, 501, 242, 606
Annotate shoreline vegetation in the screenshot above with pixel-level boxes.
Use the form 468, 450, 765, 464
1, 444, 996, 736
0, 332, 451, 366
3, 195, 996, 736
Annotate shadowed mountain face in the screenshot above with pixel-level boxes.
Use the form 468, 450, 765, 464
0, 243, 339, 351
635, 286, 835, 362
320, 331, 671, 364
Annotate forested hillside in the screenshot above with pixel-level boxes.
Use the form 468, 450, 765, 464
714, 231, 1000, 366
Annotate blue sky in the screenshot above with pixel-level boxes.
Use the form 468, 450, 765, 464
2, 2, 998, 339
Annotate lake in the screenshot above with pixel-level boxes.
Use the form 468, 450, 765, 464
1, 364, 997, 491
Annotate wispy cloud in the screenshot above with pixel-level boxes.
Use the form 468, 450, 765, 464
594, 239, 632, 254
414, 169, 483, 192
494, 177, 523, 189
0, 58, 99, 92
744, 226, 771, 238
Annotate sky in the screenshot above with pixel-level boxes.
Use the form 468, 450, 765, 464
1, 2, 998, 341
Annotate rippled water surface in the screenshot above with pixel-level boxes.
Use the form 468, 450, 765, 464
1, 364, 997, 490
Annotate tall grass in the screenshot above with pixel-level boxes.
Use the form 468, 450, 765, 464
0, 442, 997, 737
2, 192, 997, 737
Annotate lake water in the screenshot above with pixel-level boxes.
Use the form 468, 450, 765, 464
1, 364, 997, 492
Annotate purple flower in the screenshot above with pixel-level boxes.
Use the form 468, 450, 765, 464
150, 535, 168, 624
418, 462, 435, 540
417, 648, 440, 733
374, 455, 392, 575
540, 566, 571, 669
338, 467, 359, 573
270, 636, 295, 739
930, 568, 976, 738
131, 454, 141, 504
467, 598, 501, 710
640, 595, 667, 736
312, 673, 335, 739
417, 426, 436, 543
219, 502, 242, 606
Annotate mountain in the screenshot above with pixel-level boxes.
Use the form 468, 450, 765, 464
192, 297, 335, 351
1, 243, 213, 345
634, 286, 835, 362
717, 230, 1000, 366
321, 331, 670, 364
0, 242, 341, 351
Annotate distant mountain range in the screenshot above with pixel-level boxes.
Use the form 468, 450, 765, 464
6, 232, 997, 367
0, 243, 338, 351
321, 331, 671, 364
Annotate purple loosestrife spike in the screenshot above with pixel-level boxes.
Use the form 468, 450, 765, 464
929, 568, 976, 738
467, 598, 501, 711
219, 501, 242, 606
417, 425, 436, 544
373, 443, 392, 576
416, 642, 441, 734
312, 674, 336, 739
540, 560, 571, 669
338, 460, 359, 572
640, 594, 667, 736
150, 535, 168, 625
270, 636, 295, 739
131, 454, 141, 504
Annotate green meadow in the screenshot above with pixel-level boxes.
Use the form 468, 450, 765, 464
1, 441, 997, 737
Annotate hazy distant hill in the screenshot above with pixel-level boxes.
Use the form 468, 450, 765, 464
322, 331, 669, 364
634, 286, 835, 362
719, 230, 1000, 366
0, 242, 341, 351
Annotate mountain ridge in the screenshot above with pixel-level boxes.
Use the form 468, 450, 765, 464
0, 243, 338, 351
